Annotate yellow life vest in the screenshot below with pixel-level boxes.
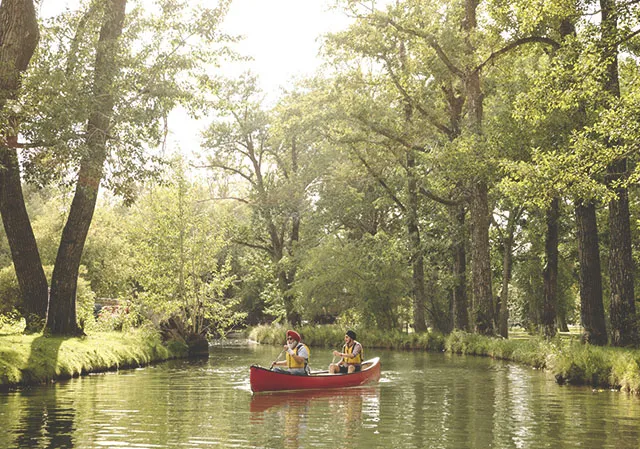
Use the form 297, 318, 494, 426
286, 343, 310, 369
342, 341, 363, 365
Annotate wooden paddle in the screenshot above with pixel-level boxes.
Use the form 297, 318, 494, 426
269, 348, 286, 369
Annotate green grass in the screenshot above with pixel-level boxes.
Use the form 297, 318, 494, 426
0, 327, 188, 388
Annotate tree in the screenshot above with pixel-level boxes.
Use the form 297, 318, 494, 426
202, 75, 324, 325
8, 0, 233, 335
44, 0, 128, 335
600, 0, 637, 346
127, 159, 243, 342
0, 0, 48, 331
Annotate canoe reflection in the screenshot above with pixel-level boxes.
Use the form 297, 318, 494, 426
250, 385, 379, 413
250, 386, 380, 449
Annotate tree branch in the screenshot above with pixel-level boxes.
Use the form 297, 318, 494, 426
197, 161, 255, 185
419, 186, 460, 206
349, 144, 406, 212
474, 36, 560, 74
380, 56, 454, 137
230, 239, 272, 253
379, 16, 465, 79
354, 111, 426, 153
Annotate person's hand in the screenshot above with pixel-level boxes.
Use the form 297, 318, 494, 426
333, 350, 341, 357
283, 344, 289, 350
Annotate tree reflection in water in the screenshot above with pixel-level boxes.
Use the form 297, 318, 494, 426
11, 336, 75, 448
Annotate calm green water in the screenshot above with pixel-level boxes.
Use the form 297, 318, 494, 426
1, 343, 640, 449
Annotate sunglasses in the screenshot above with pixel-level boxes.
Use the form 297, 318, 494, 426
286, 337, 294, 341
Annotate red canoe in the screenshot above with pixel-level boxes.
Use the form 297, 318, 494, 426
250, 357, 381, 393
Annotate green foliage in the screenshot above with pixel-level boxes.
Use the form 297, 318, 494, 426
126, 159, 245, 339
444, 331, 640, 393
295, 232, 410, 330
0, 264, 94, 331
249, 324, 445, 352
548, 341, 615, 387
0, 266, 21, 316
445, 330, 553, 368
19, 0, 236, 202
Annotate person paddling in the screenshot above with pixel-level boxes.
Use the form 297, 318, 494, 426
329, 330, 363, 374
271, 329, 310, 376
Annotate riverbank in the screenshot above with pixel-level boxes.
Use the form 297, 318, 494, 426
0, 328, 189, 389
249, 325, 640, 394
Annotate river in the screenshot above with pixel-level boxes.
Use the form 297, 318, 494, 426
1, 342, 640, 448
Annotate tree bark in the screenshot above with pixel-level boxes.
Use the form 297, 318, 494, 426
451, 204, 469, 331
0, 0, 38, 105
407, 150, 427, 332
600, 0, 637, 346
0, 142, 49, 330
46, 0, 127, 335
608, 159, 636, 345
541, 197, 559, 339
470, 181, 494, 335
0, 0, 49, 331
575, 201, 607, 345
464, 0, 493, 335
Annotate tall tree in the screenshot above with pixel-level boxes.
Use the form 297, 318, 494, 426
0, 0, 48, 331
600, 0, 637, 346
46, 0, 128, 335
202, 76, 322, 325
541, 197, 559, 338
576, 200, 608, 344
10, 0, 233, 335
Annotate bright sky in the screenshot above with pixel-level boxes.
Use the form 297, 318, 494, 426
222, 0, 351, 97
38, 0, 353, 152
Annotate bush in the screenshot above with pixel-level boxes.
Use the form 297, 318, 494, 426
0, 266, 21, 316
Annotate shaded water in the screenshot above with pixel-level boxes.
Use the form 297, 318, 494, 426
1, 343, 640, 448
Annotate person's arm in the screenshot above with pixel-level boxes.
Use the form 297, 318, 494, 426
288, 345, 307, 364
332, 349, 345, 364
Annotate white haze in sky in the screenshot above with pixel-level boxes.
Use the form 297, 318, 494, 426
38, 0, 353, 153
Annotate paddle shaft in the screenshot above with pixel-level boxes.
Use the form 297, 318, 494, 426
270, 348, 286, 368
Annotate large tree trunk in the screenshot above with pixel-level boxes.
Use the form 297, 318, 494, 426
46, 0, 127, 335
470, 181, 494, 335
601, 0, 637, 346
407, 151, 427, 332
608, 159, 636, 346
464, 0, 493, 335
451, 205, 469, 331
0, 0, 49, 331
575, 201, 607, 345
541, 197, 559, 339
0, 0, 38, 105
0, 143, 49, 330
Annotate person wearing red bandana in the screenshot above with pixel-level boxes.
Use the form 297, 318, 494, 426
271, 329, 310, 376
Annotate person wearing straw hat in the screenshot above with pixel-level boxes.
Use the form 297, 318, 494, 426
329, 330, 363, 374
271, 329, 310, 375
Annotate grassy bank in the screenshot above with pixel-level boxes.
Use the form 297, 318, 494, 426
249, 325, 640, 394
0, 328, 188, 389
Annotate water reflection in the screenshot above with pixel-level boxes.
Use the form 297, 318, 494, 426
9, 335, 75, 449
12, 388, 75, 448
4, 346, 640, 448
250, 387, 379, 449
